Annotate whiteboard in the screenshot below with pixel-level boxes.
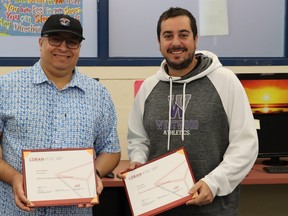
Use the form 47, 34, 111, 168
109, 0, 285, 58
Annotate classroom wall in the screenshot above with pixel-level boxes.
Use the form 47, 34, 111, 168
1, 65, 288, 160
1, 65, 288, 216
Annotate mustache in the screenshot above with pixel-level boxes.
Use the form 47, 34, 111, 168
167, 46, 187, 52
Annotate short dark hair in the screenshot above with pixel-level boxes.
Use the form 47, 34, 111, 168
157, 7, 198, 41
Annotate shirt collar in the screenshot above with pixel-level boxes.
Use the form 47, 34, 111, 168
31, 60, 87, 92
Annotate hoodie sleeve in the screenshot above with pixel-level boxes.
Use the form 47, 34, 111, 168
127, 76, 160, 164
201, 68, 258, 197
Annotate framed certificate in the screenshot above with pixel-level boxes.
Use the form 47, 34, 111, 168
122, 147, 196, 216
22, 148, 98, 207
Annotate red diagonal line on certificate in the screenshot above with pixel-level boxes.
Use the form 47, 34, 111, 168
54, 162, 96, 197
154, 160, 191, 198
56, 171, 95, 198
155, 160, 186, 186
137, 160, 191, 197
56, 161, 92, 180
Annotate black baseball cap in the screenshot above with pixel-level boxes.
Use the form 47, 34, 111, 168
41, 14, 85, 40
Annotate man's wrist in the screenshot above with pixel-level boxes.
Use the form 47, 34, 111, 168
96, 169, 101, 178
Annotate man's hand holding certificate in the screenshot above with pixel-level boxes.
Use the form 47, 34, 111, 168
22, 148, 98, 207
122, 147, 197, 216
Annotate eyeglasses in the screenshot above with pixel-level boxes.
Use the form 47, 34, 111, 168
42, 34, 82, 49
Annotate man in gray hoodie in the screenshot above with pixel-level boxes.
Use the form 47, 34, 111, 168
120, 7, 258, 216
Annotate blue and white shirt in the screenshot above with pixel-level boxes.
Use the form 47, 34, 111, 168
0, 60, 120, 215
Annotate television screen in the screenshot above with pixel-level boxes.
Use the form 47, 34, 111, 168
237, 73, 288, 166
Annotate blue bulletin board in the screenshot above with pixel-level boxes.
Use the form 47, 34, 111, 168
0, 0, 97, 60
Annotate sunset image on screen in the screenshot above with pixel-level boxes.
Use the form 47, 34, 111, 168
240, 80, 288, 114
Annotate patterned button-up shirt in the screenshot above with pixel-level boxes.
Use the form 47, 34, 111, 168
0, 61, 120, 215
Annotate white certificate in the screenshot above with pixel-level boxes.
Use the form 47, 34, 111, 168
122, 147, 196, 216
22, 148, 98, 207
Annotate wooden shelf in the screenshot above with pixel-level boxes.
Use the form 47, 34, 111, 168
102, 159, 288, 187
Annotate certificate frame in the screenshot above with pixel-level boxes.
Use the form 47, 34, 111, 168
122, 147, 196, 216
22, 148, 98, 207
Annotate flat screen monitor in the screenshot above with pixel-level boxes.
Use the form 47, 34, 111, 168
237, 73, 288, 166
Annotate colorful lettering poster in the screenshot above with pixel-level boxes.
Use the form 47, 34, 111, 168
0, 0, 83, 36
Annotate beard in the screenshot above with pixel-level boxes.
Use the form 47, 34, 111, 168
165, 49, 195, 70
165, 56, 192, 70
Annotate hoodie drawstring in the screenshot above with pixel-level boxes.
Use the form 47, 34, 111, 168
167, 77, 173, 151
167, 77, 187, 151
182, 82, 186, 141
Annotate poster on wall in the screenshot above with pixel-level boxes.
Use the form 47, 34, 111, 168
0, 0, 83, 37
0, 0, 97, 58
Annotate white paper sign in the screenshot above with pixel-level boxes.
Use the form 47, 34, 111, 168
199, 0, 229, 36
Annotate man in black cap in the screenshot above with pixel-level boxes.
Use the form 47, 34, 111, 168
39, 14, 85, 90
0, 14, 121, 215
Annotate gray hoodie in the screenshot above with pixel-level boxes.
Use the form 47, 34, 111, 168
127, 50, 258, 216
